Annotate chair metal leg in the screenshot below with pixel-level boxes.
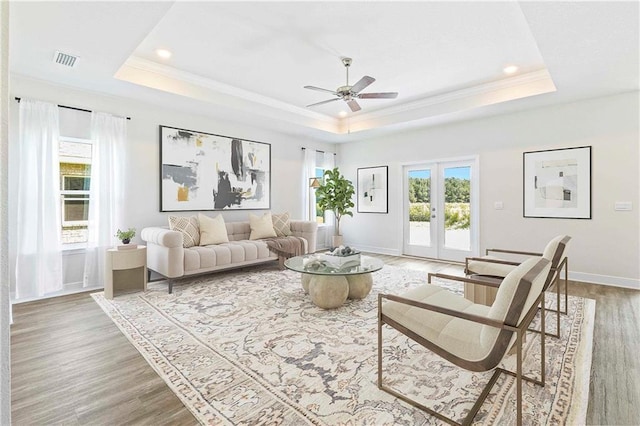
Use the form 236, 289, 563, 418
563, 259, 569, 315
517, 328, 523, 426
377, 295, 383, 389
529, 273, 562, 339
541, 292, 546, 384
556, 274, 561, 337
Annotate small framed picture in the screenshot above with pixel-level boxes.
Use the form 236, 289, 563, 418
523, 146, 591, 219
357, 166, 388, 214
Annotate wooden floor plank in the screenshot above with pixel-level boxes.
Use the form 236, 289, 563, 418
11, 292, 196, 425
10, 254, 640, 425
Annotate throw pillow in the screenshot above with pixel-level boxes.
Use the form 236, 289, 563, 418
271, 212, 292, 237
198, 213, 229, 245
168, 215, 200, 248
249, 212, 277, 240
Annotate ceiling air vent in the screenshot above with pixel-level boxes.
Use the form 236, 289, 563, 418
53, 51, 79, 67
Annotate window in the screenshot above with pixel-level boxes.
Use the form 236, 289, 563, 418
313, 166, 326, 224
61, 175, 90, 225
304, 149, 335, 225
312, 151, 335, 224
59, 137, 92, 244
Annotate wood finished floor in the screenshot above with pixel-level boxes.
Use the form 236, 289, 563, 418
10, 254, 640, 425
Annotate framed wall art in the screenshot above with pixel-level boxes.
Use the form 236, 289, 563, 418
357, 166, 388, 213
159, 125, 271, 212
523, 146, 591, 219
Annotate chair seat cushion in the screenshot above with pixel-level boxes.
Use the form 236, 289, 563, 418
382, 284, 493, 362
467, 255, 518, 277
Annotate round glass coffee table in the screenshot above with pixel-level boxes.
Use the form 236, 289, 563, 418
284, 255, 384, 309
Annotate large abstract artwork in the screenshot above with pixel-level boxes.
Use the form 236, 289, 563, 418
160, 126, 271, 211
523, 146, 591, 219
357, 166, 388, 213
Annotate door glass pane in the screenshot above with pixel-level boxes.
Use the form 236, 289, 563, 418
444, 166, 470, 250
408, 169, 431, 246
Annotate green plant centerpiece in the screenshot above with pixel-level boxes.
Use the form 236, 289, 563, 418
115, 228, 136, 244
315, 167, 355, 238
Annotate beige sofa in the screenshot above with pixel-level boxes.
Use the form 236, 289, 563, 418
141, 220, 317, 293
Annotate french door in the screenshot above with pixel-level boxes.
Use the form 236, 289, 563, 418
402, 159, 478, 262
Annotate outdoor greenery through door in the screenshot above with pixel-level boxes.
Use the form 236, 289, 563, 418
404, 160, 476, 262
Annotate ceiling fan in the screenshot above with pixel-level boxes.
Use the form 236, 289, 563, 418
304, 57, 398, 112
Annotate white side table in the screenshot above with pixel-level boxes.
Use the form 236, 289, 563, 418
105, 245, 147, 299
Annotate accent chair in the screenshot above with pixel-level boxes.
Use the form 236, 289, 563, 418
429, 235, 570, 339
378, 257, 551, 426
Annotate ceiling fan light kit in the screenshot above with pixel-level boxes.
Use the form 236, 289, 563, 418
305, 57, 398, 113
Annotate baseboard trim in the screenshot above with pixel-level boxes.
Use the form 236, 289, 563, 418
350, 243, 639, 289
568, 272, 639, 290
11, 283, 103, 304
354, 245, 402, 257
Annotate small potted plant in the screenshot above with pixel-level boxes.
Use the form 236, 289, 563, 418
115, 228, 136, 245
315, 167, 355, 247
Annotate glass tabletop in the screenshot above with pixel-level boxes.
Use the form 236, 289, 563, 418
284, 254, 384, 276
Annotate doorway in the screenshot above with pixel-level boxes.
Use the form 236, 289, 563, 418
402, 159, 478, 262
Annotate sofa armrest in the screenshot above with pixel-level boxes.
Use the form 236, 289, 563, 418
140, 227, 184, 278
141, 227, 182, 248
290, 220, 318, 253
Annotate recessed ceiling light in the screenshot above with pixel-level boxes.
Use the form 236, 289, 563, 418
339, 111, 347, 117
503, 65, 518, 75
156, 49, 172, 59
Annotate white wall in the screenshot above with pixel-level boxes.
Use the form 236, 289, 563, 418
0, 2, 11, 423
8, 76, 639, 291
338, 92, 640, 288
8, 75, 334, 294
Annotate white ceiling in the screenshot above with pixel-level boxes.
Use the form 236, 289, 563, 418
9, 1, 639, 142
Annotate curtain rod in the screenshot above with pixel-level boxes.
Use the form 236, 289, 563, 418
14, 97, 131, 120
301, 147, 336, 155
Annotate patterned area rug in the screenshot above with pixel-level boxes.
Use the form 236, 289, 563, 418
92, 264, 594, 425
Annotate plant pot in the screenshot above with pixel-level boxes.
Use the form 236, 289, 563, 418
122, 238, 131, 245
332, 235, 343, 248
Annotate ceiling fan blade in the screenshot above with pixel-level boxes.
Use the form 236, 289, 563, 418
358, 92, 398, 99
307, 98, 340, 107
347, 99, 361, 112
350, 76, 375, 93
304, 85, 337, 95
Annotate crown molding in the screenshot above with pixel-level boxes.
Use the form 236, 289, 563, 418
350, 69, 552, 123
115, 56, 338, 133
116, 57, 556, 136
340, 69, 556, 133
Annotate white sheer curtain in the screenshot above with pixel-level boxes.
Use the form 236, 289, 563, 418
302, 148, 316, 222
319, 151, 336, 247
83, 112, 126, 287
15, 99, 63, 299
322, 152, 335, 169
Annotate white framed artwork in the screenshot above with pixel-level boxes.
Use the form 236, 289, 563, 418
357, 166, 388, 214
523, 146, 591, 219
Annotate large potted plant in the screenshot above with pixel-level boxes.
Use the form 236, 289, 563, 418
315, 167, 355, 247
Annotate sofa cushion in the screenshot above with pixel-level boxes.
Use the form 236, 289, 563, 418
198, 213, 229, 245
183, 240, 274, 273
168, 215, 200, 248
272, 212, 293, 237
249, 212, 277, 240
226, 221, 251, 241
